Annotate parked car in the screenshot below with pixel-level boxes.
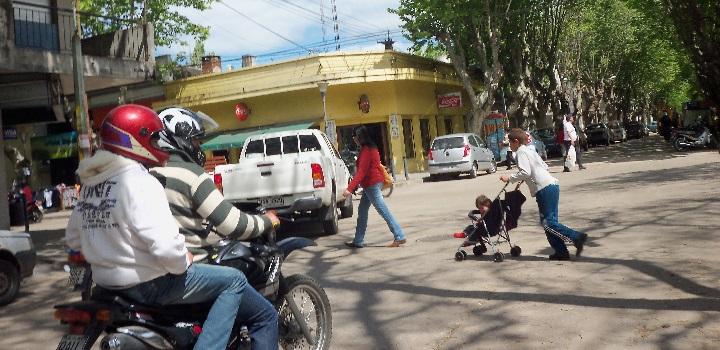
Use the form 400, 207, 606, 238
427, 133, 496, 180
608, 121, 627, 142
535, 128, 563, 157
500, 131, 548, 162
625, 121, 649, 139
0, 230, 36, 305
585, 123, 612, 146
648, 120, 658, 133
214, 129, 352, 235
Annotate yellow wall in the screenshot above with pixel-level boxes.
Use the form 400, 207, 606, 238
156, 52, 475, 174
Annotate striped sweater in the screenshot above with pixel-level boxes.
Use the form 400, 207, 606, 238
150, 154, 272, 254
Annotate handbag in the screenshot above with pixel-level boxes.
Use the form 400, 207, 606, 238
379, 164, 393, 189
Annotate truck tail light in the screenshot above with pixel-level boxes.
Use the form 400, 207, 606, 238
463, 144, 470, 157
311, 163, 325, 188
427, 149, 433, 160
213, 173, 223, 194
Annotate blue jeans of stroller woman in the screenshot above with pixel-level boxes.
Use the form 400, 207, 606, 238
352, 182, 405, 245
535, 184, 582, 255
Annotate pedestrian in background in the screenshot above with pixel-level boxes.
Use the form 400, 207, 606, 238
500, 128, 588, 260
563, 114, 586, 171
343, 125, 406, 248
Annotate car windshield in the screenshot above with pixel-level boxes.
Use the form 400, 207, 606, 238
432, 137, 464, 150
586, 124, 604, 130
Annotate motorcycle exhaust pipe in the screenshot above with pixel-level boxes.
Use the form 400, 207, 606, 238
101, 326, 173, 350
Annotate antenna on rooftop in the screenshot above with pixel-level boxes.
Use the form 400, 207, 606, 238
378, 30, 395, 50
331, 0, 339, 50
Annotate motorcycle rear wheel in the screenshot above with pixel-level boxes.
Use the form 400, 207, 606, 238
277, 274, 332, 350
673, 137, 688, 152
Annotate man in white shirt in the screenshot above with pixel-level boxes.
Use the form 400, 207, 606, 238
500, 128, 588, 260
563, 114, 586, 171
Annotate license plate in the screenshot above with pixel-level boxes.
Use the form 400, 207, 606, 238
259, 196, 285, 207
56, 335, 89, 350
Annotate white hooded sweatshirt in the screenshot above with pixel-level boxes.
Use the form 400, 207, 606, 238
65, 150, 189, 289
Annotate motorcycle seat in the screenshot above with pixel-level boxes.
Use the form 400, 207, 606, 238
92, 288, 211, 317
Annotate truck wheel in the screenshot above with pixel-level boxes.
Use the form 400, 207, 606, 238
339, 196, 353, 219
323, 193, 339, 235
0, 260, 20, 306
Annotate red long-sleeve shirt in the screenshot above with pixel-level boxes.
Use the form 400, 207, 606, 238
347, 146, 385, 193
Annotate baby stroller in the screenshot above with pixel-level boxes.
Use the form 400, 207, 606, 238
455, 182, 526, 262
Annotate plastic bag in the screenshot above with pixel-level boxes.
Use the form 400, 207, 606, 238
564, 145, 577, 170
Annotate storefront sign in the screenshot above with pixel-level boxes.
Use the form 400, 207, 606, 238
234, 102, 250, 121
3, 127, 18, 140
437, 92, 462, 108
325, 119, 337, 144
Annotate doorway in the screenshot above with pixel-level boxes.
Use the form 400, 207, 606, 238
337, 122, 391, 171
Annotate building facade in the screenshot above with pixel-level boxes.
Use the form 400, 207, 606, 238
155, 51, 474, 176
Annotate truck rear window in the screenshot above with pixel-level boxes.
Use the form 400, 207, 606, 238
244, 134, 322, 157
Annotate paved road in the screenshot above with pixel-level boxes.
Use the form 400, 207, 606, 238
1, 135, 719, 349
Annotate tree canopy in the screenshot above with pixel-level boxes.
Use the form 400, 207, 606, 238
394, 0, 707, 131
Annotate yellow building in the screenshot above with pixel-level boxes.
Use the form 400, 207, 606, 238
155, 51, 474, 175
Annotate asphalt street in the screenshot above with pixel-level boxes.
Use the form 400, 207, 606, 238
1, 135, 719, 349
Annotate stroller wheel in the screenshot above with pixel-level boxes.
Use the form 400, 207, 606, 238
455, 251, 466, 261
493, 252, 504, 262
472, 245, 486, 256
510, 246, 522, 257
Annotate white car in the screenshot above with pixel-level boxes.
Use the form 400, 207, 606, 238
214, 129, 352, 235
427, 133, 497, 180
0, 230, 36, 305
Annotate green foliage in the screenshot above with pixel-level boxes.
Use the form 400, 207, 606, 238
78, 0, 215, 47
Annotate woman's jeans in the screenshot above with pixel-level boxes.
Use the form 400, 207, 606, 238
353, 182, 405, 244
535, 184, 582, 254
118, 264, 278, 350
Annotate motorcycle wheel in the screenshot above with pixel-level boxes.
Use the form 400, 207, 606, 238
673, 137, 688, 152
31, 208, 43, 223
277, 274, 332, 350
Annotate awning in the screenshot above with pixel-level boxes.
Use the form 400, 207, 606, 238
201, 121, 317, 151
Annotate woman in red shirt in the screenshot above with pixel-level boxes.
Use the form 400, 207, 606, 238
342, 126, 406, 248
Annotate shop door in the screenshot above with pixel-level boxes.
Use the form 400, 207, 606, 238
336, 123, 391, 174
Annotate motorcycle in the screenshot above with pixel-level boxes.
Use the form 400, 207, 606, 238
56, 208, 333, 350
27, 199, 44, 223
672, 126, 717, 151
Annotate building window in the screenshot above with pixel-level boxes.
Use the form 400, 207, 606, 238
402, 119, 415, 159
420, 119, 431, 152
444, 118, 453, 134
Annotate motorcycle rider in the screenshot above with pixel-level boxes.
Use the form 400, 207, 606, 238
65, 104, 276, 350
148, 106, 280, 348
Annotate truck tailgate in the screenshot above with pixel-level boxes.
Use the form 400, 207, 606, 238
218, 156, 315, 205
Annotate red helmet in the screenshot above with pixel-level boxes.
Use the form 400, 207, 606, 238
100, 104, 169, 167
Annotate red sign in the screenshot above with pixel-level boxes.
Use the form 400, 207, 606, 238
234, 103, 250, 121
437, 92, 462, 108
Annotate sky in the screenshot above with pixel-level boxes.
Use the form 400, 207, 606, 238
159, 0, 413, 67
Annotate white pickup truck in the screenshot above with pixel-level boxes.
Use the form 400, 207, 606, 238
213, 129, 353, 235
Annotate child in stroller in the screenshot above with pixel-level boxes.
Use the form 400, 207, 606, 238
455, 182, 525, 262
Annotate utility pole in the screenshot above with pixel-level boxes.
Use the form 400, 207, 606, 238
72, 0, 91, 159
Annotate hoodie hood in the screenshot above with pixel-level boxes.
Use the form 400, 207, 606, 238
76, 150, 140, 184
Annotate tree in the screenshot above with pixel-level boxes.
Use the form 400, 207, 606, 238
78, 0, 215, 48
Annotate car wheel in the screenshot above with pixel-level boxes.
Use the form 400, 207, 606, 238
486, 160, 497, 174
0, 260, 20, 306
322, 190, 339, 235
469, 162, 478, 178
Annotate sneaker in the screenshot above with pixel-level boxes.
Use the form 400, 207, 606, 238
387, 239, 407, 247
344, 241, 364, 248
574, 233, 588, 256
549, 252, 571, 261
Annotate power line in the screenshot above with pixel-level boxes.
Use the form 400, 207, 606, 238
217, 0, 311, 53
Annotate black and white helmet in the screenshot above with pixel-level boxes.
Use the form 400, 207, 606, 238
156, 107, 219, 165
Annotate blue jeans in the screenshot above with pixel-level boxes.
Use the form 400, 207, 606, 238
119, 264, 278, 350
353, 182, 405, 244
535, 184, 582, 255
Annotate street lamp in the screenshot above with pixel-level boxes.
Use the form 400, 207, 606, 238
317, 81, 331, 137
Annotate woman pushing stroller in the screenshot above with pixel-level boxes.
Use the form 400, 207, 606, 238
500, 128, 588, 261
